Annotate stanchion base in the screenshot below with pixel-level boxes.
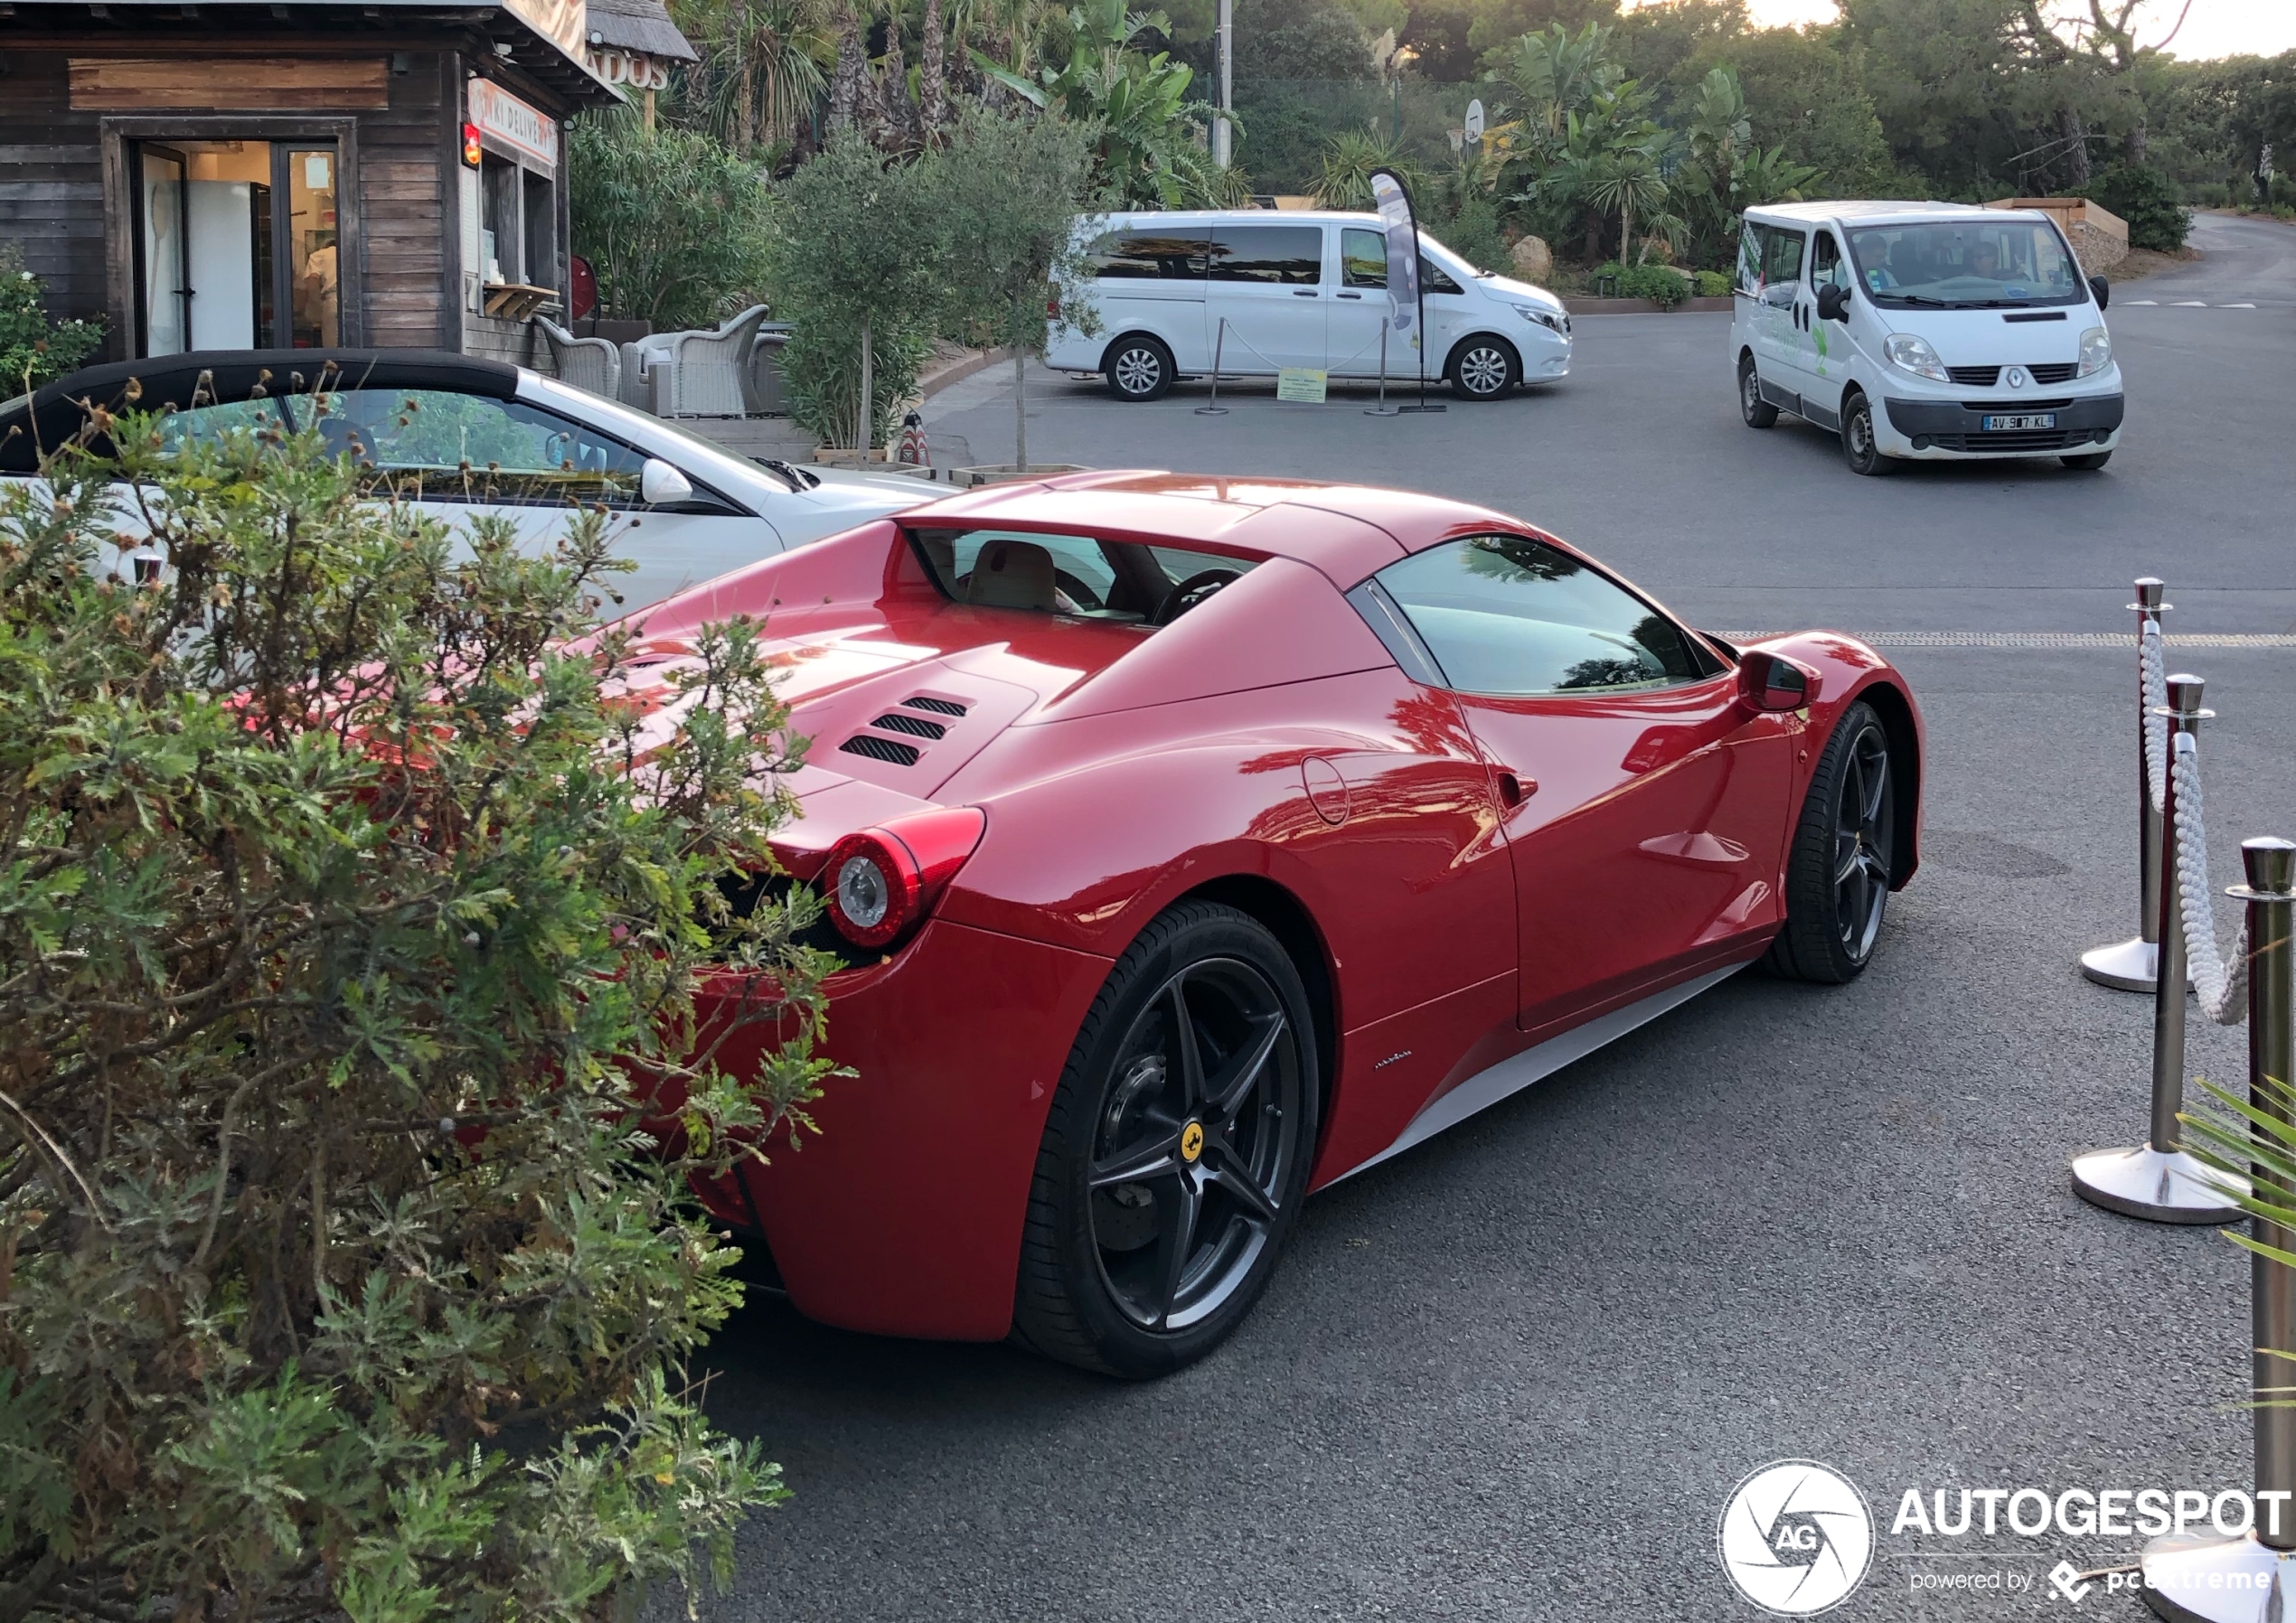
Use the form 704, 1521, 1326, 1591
1191, 408, 1228, 417
1397, 403, 1448, 414
2081, 935, 2192, 993
2071, 1145, 2246, 1224
1363, 408, 1400, 417
2141, 1532, 2296, 1621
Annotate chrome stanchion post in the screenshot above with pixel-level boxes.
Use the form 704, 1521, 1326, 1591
2084, 577, 2174, 991
1195, 319, 1229, 417
2139, 838, 2296, 1619
2072, 674, 2244, 1224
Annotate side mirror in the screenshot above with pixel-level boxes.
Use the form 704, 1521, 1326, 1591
1814, 282, 1849, 323
640, 457, 695, 507
1738, 651, 1812, 713
2089, 274, 2111, 311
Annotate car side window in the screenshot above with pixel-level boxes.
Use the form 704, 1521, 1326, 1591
1811, 230, 1847, 291
1370, 534, 1719, 698
1341, 227, 1386, 288
1089, 230, 1211, 280
1206, 225, 1324, 286
1760, 226, 1805, 307
156, 388, 651, 506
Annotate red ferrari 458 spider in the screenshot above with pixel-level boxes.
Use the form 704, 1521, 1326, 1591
615, 472, 1924, 1377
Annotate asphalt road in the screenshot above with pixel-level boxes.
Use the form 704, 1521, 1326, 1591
653, 212, 2296, 1622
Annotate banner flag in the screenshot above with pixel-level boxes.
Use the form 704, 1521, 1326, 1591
1368, 166, 1420, 356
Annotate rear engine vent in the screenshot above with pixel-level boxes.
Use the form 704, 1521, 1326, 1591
901, 695, 968, 718
840, 734, 921, 765
870, 711, 946, 739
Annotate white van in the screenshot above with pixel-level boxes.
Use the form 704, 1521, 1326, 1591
1048, 210, 1572, 402
1731, 201, 2122, 474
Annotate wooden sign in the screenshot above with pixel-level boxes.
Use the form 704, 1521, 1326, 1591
69, 57, 388, 110
467, 78, 559, 171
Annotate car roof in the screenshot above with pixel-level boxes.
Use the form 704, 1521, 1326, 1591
1746, 200, 2047, 228
0, 349, 519, 473
896, 470, 1538, 587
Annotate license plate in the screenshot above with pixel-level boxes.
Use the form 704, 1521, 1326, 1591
1981, 413, 2057, 431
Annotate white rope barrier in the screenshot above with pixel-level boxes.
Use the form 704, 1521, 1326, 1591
2170, 730, 2251, 1026
2141, 619, 2168, 816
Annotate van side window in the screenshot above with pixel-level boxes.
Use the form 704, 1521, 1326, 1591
1811, 230, 1847, 291
1090, 230, 1210, 280
1341, 227, 1386, 288
1736, 223, 1763, 295
1206, 225, 1324, 286
1762, 226, 1805, 288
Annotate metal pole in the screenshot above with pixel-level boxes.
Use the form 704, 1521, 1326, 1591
1214, 0, 1233, 171
2244, 838, 2296, 1549
2082, 577, 2172, 991
1365, 321, 1396, 417
1194, 318, 1228, 417
2069, 672, 2242, 1224
2139, 837, 2296, 1615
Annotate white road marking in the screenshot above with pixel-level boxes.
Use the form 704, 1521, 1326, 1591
2224, 301, 2258, 307
2124, 298, 2160, 305
2171, 299, 2209, 305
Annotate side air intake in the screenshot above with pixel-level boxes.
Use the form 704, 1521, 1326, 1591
840, 734, 921, 766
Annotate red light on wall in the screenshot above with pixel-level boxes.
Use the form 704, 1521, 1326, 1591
461, 123, 484, 166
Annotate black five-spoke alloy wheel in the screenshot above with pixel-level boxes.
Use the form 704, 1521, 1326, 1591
1447, 338, 1520, 400
1766, 700, 1896, 983
1105, 334, 1174, 401
1013, 901, 1318, 1376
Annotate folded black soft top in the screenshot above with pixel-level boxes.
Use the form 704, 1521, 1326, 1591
0, 349, 522, 473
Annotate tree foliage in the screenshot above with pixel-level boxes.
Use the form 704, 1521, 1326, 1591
0, 398, 836, 1619
568, 114, 776, 327
0, 256, 104, 398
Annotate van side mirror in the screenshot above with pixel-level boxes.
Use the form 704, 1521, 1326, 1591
1738, 651, 1812, 713
640, 457, 695, 507
2089, 274, 2111, 311
1814, 283, 1849, 323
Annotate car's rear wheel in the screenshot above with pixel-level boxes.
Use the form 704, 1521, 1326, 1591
1011, 901, 1318, 1377
1764, 701, 1896, 984
1104, 334, 1174, 401
1447, 337, 1520, 400
2062, 451, 2113, 471
1739, 353, 1778, 428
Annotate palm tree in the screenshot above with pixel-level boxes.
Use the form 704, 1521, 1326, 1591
1314, 127, 1426, 211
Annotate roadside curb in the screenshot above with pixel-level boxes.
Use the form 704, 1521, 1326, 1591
1562, 296, 1736, 314
918, 346, 1016, 398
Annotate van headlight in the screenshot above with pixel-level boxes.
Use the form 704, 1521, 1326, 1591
1883, 333, 1950, 382
1513, 305, 1568, 337
2079, 325, 2113, 377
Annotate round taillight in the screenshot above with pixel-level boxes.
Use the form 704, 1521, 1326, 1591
818, 807, 987, 952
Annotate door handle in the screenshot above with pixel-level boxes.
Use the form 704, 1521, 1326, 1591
1336, 291, 1363, 300
1495, 771, 1537, 807
1293, 288, 1320, 297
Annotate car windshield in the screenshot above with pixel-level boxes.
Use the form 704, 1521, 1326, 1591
908, 529, 1258, 624
1845, 220, 2084, 308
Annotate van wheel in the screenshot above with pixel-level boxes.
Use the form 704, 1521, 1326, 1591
1842, 391, 1895, 476
1447, 338, 1519, 400
1105, 336, 1174, 402
2062, 451, 2113, 471
1739, 354, 1778, 428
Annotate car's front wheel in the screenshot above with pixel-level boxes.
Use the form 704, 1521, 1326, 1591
1104, 335, 1174, 402
1011, 901, 1318, 1377
1841, 390, 1896, 476
1764, 700, 1897, 984
1447, 337, 1520, 400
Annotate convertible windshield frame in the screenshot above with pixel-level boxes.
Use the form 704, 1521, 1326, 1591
1843, 217, 2089, 311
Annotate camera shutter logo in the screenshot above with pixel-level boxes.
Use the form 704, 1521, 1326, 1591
1717, 1460, 1874, 1616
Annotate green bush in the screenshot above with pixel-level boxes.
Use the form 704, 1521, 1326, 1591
1438, 197, 1510, 275
1693, 268, 1732, 298
0, 254, 103, 396
569, 114, 776, 329
2080, 162, 2192, 253
0, 405, 837, 1618
1593, 260, 1691, 308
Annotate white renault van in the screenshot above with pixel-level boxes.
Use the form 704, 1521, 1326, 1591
1048, 210, 1572, 402
1731, 201, 2122, 474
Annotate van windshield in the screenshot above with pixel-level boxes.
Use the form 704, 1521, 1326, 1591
1845, 220, 2085, 309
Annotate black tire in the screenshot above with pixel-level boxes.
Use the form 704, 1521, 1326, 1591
1446, 336, 1520, 400
1738, 352, 1778, 428
1841, 390, 1895, 476
2062, 451, 2113, 471
1104, 334, 1174, 402
1764, 701, 1897, 984
1011, 901, 1320, 1378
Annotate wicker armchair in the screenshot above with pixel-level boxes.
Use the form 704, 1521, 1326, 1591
656, 305, 772, 417
532, 314, 621, 400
